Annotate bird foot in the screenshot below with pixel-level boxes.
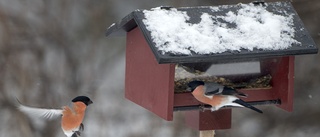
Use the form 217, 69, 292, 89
71, 131, 81, 137
75, 131, 81, 136
199, 105, 211, 112
79, 123, 84, 131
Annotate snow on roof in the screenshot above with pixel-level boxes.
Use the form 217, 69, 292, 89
142, 3, 300, 55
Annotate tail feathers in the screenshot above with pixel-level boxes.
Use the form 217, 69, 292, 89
71, 131, 81, 137
237, 92, 248, 98
71, 132, 78, 137
71, 133, 78, 137
233, 99, 263, 113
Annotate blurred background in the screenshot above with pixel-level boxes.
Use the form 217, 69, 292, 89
0, 0, 319, 137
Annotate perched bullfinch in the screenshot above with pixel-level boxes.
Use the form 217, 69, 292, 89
17, 96, 93, 137
187, 81, 263, 113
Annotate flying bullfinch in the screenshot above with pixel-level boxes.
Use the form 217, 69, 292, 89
17, 96, 93, 137
187, 80, 263, 113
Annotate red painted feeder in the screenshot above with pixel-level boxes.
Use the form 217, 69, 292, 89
105, 2, 318, 130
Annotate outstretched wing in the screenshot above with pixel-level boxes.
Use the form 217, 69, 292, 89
17, 101, 63, 120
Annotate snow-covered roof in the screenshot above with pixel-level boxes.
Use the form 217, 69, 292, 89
106, 2, 317, 64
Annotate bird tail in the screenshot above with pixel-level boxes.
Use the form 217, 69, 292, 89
71, 133, 78, 137
237, 92, 248, 98
233, 99, 263, 113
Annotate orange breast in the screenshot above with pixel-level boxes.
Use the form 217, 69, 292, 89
208, 95, 223, 106
192, 86, 223, 107
192, 86, 212, 105
61, 102, 87, 130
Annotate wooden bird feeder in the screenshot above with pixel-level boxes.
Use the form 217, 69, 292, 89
105, 2, 318, 130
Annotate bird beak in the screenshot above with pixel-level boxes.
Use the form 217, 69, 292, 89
89, 100, 93, 105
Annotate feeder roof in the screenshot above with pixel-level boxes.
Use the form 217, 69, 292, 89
106, 2, 318, 64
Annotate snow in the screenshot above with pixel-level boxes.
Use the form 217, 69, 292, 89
142, 3, 299, 55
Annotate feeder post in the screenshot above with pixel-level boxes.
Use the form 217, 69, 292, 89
200, 130, 215, 137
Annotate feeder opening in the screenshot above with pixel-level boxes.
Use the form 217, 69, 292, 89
173, 57, 285, 93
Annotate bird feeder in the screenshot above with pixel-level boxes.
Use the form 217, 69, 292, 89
105, 2, 318, 130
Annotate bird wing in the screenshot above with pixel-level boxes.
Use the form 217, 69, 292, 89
220, 87, 238, 95
222, 87, 247, 97
204, 82, 224, 96
204, 82, 247, 97
18, 102, 63, 120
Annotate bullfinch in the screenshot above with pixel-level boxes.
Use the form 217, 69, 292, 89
187, 80, 263, 113
17, 96, 93, 137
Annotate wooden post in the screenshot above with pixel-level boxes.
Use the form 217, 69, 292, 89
185, 109, 232, 130
200, 130, 215, 137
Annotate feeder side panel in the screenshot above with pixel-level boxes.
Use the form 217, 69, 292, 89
185, 109, 232, 130
287, 56, 294, 111
125, 27, 175, 121
273, 56, 294, 111
267, 56, 293, 112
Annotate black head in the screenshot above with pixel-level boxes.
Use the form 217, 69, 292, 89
72, 96, 93, 106
186, 80, 205, 92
